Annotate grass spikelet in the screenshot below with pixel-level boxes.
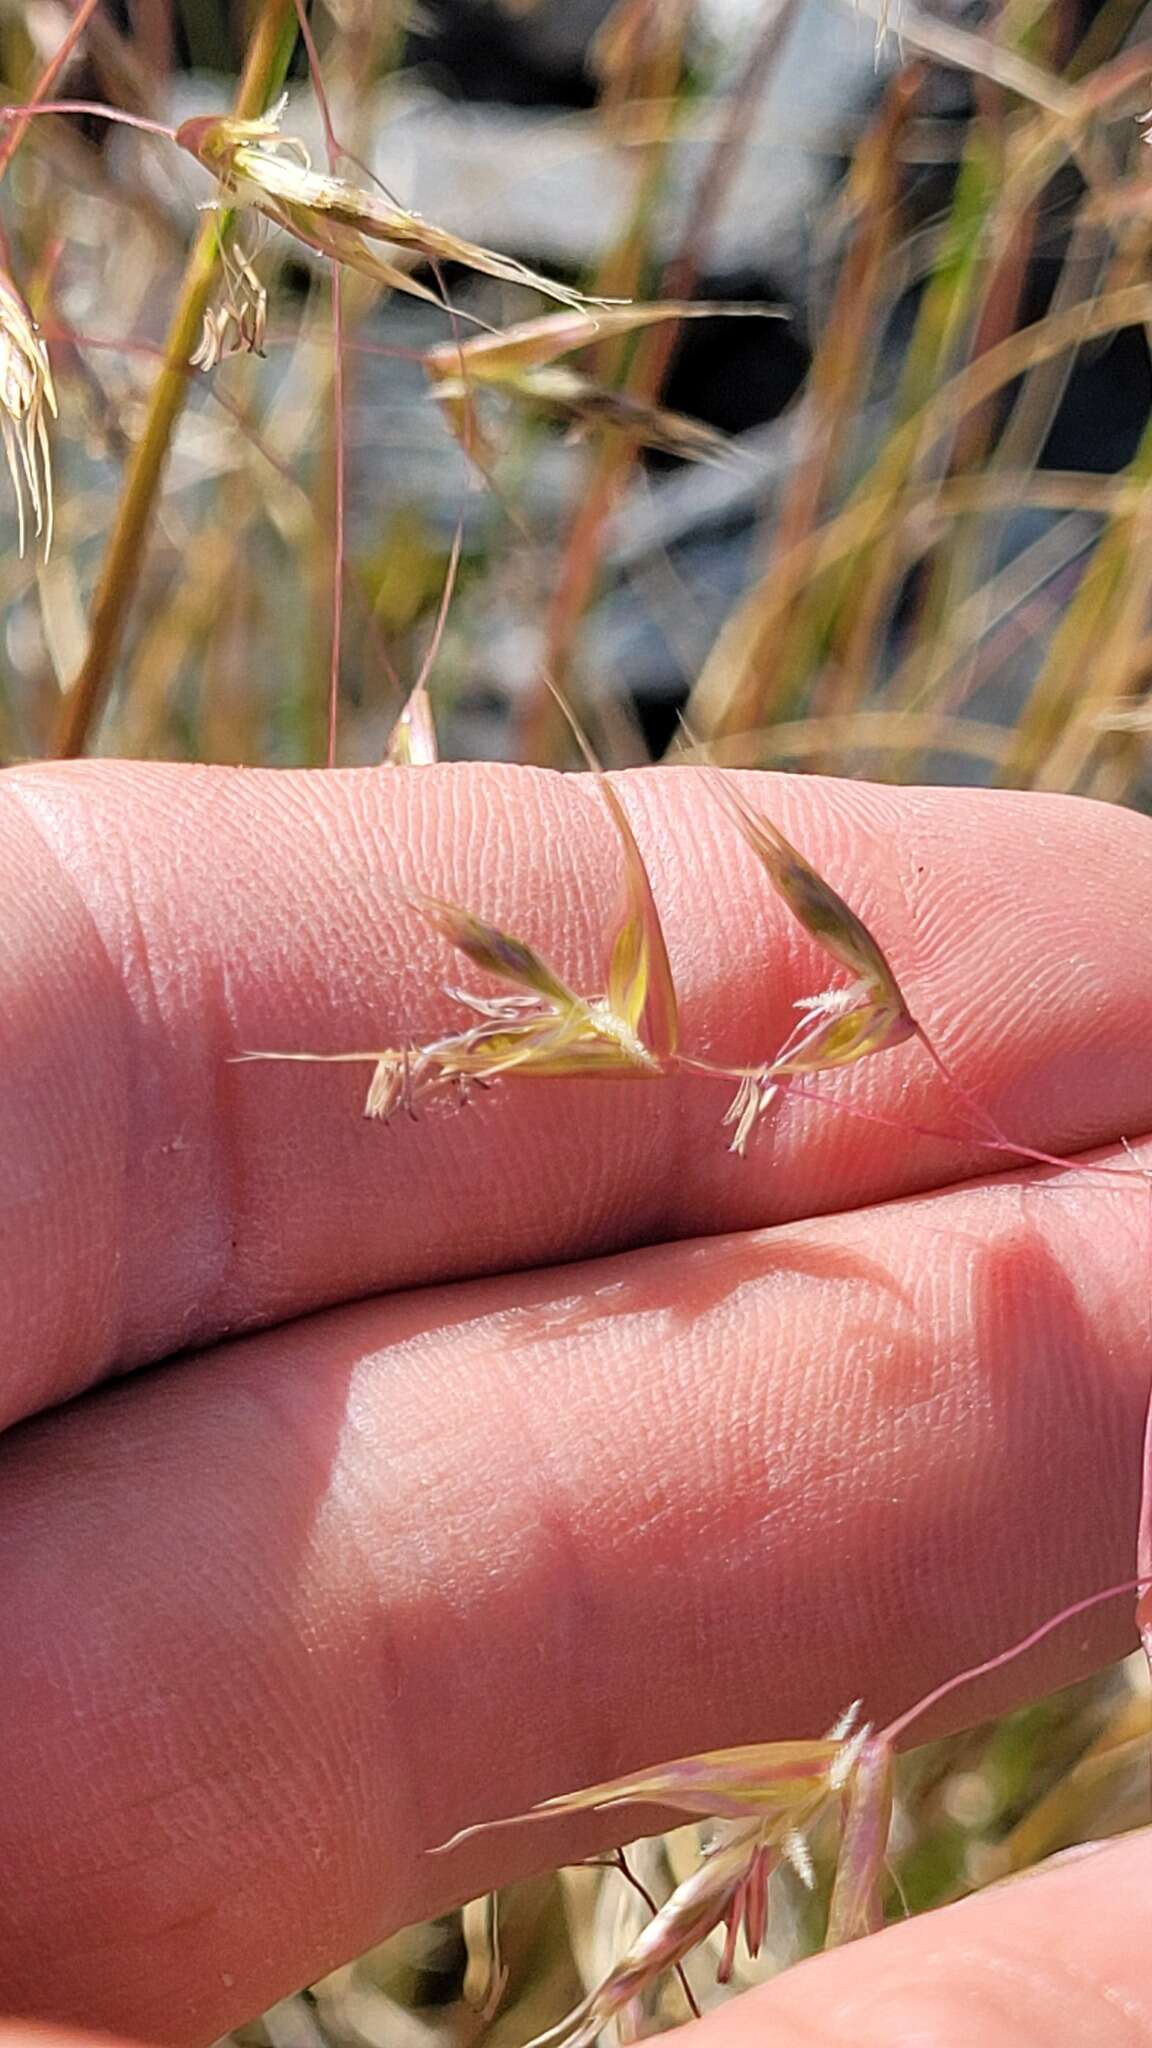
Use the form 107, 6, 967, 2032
190, 239, 268, 371
518, 1826, 775, 2048
385, 682, 439, 765
537, 683, 680, 1063
414, 897, 580, 1012
240, 786, 677, 1115
424, 302, 778, 465
425, 302, 769, 386
824, 1733, 894, 1945
0, 268, 57, 557
495, 1733, 856, 1830
702, 777, 918, 1150
385, 523, 457, 765
175, 102, 617, 316
595, 778, 679, 1065
700, 788, 1148, 1174
708, 777, 910, 1019
464, 363, 737, 464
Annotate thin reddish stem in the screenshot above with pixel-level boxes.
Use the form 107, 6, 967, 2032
677, 1050, 1149, 1187
291, 0, 339, 159
0, 98, 174, 145
291, 0, 473, 755
414, 519, 463, 697
0, 0, 121, 183
787, 1073, 1149, 1187
880, 1579, 1139, 1750
601, 1848, 703, 2023
327, 262, 346, 766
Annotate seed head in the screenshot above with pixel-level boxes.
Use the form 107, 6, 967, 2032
424, 303, 773, 465
524, 1826, 777, 2048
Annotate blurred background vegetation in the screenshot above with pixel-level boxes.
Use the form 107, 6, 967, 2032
9, 0, 1152, 783
3, 0, 1152, 2037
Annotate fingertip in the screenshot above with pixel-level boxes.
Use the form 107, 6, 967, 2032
678, 1829, 1152, 2048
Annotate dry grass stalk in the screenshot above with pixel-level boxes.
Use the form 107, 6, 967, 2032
51, 0, 300, 757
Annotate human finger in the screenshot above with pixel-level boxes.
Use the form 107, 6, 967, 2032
2, 760, 1150, 1423
0, 1138, 1146, 2035
675, 1830, 1152, 2047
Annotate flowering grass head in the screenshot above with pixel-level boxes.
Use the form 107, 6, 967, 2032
437, 1712, 883, 2047
710, 775, 916, 1061
242, 765, 936, 1155
431, 1589, 1142, 2043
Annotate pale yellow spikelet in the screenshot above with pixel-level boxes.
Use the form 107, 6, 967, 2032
386, 682, 439, 765
175, 102, 618, 315
703, 775, 919, 1149
424, 302, 777, 464
0, 269, 57, 557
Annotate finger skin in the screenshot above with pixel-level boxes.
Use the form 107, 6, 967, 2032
0, 1144, 1147, 2036
684, 1831, 1152, 2047
0, 2035, 145, 2048
2, 761, 1151, 1422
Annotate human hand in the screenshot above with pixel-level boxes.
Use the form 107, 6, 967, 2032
1, 759, 1151, 2044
